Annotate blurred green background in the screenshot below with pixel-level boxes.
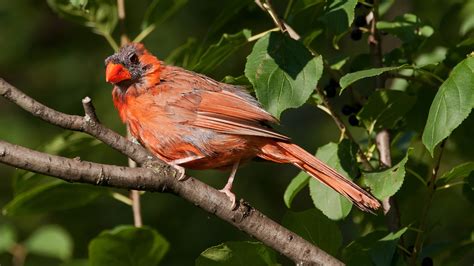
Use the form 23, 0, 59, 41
0, 0, 473, 265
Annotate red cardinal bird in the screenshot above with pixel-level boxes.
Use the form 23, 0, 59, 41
105, 43, 380, 211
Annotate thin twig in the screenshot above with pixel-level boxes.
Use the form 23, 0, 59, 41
254, 1, 373, 171
0, 78, 343, 265
117, 0, 129, 45
115, 0, 142, 228
410, 140, 446, 264
368, 0, 402, 234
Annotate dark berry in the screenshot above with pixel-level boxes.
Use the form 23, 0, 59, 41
354, 15, 367, 27
350, 28, 363, 41
342, 105, 355, 115
328, 78, 338, 88
421, 257, 433, 266
324, 86, 336, 98
348, 115, 360, 126
353, 103, 363, 113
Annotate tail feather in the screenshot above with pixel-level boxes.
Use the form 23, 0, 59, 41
258, 141, 381, 212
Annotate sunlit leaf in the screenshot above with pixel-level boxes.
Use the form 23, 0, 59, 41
25, 225, 73, 261
377, 14, 434, 43
309, 140, 359, 220
89, 226, 169, 266
361, 149, 411, 200
282, 209, 342, 256
357, 90, 416, 133
245, 32, 323, 118
422, 56, 474, 156
196, 241, 278, 266
339, 65, 409, 92
283, 171, 310, 208
438, 162, 474, 184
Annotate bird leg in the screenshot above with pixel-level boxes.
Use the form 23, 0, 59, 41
219, 161, 240, 209
168, 155, 204, 181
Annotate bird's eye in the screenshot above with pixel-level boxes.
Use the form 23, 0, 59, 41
129, 53, 139, 64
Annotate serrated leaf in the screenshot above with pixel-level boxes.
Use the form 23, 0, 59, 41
361, 149, 411, 200
343, 227, 407, 266
377, 14, 433, 43
0, 224, 16, 254
438, 162, 474, 184
357, 90, 416, 133
282, 209, 342, 256
245, 32, 323, 119
309, 140, 359, 220
319, 0, 358, 35
190, 29, 251, 74
196, 241, 278, 266
339, 65, 409, 92
142, 0, 188, 29
89, 225, 169, 266
422, 56, 474, 156
3, 181, 104, 216
283, 172, 310, 208
25, 225, 73, 261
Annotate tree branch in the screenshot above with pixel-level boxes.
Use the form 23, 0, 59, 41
0, 78, 343, 265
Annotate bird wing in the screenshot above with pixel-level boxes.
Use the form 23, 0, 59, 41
162, 79, 289, 141
193, 89, 289, 141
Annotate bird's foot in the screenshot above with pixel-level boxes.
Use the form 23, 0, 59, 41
219, 187, 237, 210
170, 164, 187, 181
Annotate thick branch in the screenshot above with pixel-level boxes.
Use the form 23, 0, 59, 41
0, 78, 343, 265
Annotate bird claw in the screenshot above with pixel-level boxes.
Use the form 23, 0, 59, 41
219, 188, 237, 210
171, 164, 187, 181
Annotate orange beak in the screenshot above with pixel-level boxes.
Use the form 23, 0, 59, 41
105, 63, 131, 84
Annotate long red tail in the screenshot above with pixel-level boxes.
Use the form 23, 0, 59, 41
258, 141, 381, 212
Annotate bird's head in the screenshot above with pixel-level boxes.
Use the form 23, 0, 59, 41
104, 43, 160, 88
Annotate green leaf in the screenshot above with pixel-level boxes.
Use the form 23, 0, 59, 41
207, 0, 253, 34
320, 0, 358, 35
0, 224, 16, 254
283, 172, 310, 208
4, 132, 104, 216
339, 65, 409, 92
357, 90, 416, 133
89, 225, 169, 266
377, 14, 433, 43
3, 181, 104, 216
142, 0, 188, 29
47, 0, 117, 35
195, 241, 278, 266
438, 162, 474, 184
309, 140, 359, 220
60, 259, 89, 266
221, 75, 251, 87
361, 149, 411, 200
190, 29, 251, 74
25, 225, 73, 261
343, 227, 407, 266
422, 56, 474, 156
282, 209, 342, 256
245, 32, 323, 119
